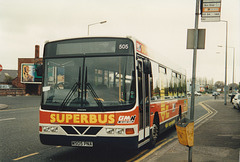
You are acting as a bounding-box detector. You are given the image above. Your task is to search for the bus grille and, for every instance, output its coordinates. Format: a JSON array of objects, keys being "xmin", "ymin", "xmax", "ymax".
[{"xmin": 61, "ymin": 126, "xmax": 103, "ymax": 135}]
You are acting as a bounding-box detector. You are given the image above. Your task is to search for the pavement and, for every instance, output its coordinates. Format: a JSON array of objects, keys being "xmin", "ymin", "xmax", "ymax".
[{"xmin": 146, "ymin": 99, "xmax": 240, "ymax": 162}]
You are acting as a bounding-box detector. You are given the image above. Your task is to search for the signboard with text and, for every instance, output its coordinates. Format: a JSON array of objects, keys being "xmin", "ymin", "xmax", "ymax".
[{"xmin": 201, "ymin": 0, "xmax": 221, "ymax": 22}]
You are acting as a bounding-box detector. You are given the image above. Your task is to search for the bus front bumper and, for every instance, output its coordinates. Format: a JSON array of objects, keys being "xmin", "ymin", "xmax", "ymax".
[{"xmin": 40, "ymin": 134, "xmax": 138, "ymax": 149}]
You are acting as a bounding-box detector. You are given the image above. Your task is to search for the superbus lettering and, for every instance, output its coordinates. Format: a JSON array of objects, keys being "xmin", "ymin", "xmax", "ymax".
[
  {"xmin": 165, "ymin": 119, "xmax": 176, "ymax": 128},
  {"xmin": 160, "ymin": 104, "xmax": 170, "ymax": 121},
  {"xmin": 50, "ymin": 113, "xmax": 115, "ymax": 124}
]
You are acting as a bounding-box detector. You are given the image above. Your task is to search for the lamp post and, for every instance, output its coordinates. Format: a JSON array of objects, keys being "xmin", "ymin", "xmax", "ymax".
[
  {"xmin": 218, "ymin": 45, "xmax": 235, "ymax": 96},
  {"xmin": 88, "ymin": 21, "xmax": 107, "ymax": 36},
  {"xmin": 219, "ymin": 20, "xmax": 228, "ymax": 105},
  {"xmin": 230, "ymin": 47, "xmax": 235, "ymax": 91}
]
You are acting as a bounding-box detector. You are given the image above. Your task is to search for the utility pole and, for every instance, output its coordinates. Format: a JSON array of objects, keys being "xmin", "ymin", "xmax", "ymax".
[{"xmin": 221, "ymin": 20, "xmax": 228, "ymax": 105}]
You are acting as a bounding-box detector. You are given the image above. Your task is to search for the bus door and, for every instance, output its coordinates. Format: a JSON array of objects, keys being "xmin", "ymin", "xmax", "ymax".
[{"xmin": 137, "ymin": 59, "xmax": 150, "ymax": 143}]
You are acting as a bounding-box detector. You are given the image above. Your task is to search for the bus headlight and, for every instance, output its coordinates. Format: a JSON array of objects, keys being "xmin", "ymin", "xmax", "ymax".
[
  {"xmin": 42, "ymin": 126, "xmax": 58, "ymax": 133},
  {"xmin": 106, "ymin": 128, "xmax": 125, "ymax": 135},
  {"xmin": 116, "ymin": 128, "xmax": 124, "ymax": 134},
  {"xmin": 106, "ymin": 128, "xmax": 114, "ymax": 134}
]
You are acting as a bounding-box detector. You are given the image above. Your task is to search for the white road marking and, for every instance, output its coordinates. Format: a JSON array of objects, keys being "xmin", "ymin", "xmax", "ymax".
[{"xmin": 0, "ymin": 118, "xmax": 16, "ymax": 122}]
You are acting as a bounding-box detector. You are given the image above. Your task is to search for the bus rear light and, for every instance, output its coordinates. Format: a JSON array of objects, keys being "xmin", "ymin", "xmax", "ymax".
[
  {"xmin": 126, "ymin": 128, "xmax": 134, "ymax": 134},
  {"xmin": 39, "ymin": 126, "xmax": 42, "ymax": 132}
]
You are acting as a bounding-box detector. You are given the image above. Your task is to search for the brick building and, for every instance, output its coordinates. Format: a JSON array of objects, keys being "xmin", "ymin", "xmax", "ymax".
[{"xmin": 12, "ymin": 45, "xmax": 43, "ymax": 95}]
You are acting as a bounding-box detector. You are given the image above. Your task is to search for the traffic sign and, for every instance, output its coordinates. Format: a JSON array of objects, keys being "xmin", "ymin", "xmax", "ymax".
[
  {"xmin": 187, "ymin": 29, "xmax": 206, "ymax": 49},
  {"xmin": 0, "ymin": 64, "xmax": 2, "ymax": 72},
  {"xmin": 201, "ymin": 0, "xmax": 221, "ymax": 22},
  {"xmin": 203, "ymin": 3, "xmax": 221, "ymax": 7}
]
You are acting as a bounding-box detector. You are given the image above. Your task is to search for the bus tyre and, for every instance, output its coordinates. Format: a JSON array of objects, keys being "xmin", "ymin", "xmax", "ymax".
[{"xmin": 149, "ymin": 122, "xmax": 159, "ymax": 148}]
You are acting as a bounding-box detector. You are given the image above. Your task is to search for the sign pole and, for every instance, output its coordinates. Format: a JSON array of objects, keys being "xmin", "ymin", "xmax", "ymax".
[{"xmin": 189, "ymin": 0, "xmax": 200, "ymax": 161}]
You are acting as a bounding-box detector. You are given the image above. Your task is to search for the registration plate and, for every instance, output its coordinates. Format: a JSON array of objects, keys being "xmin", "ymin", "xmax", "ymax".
[{"xmin": 71, "ymin": 141, "xmax": 93, "ymax": 147}]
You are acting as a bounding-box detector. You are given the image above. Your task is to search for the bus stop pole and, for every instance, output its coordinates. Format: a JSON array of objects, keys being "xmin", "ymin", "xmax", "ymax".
[{"xmin": 189, "ymin": 0, "xmax": 200, "ymax": 161}]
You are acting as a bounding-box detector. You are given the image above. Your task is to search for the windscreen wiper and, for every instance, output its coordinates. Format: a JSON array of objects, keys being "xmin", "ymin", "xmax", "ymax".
[
  {"xmin": 60, "ymin": 66, "xmax": 82, "ymax": 110},
  {"xmin": 86, "ymin": 82, "xmax": 104, "ymax": 112},
  {"xmin": 59, "ymin": 82, "xmax": 78, "ymax": 110},
  {"xmin": 85, "ymin": 67, "xmax": 104, "ymax": 112}
]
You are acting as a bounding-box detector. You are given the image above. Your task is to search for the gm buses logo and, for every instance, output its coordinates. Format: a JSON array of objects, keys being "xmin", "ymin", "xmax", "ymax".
[{"xmin": 117, "ymin": 115, "xmax": 136, "ymax": 124}]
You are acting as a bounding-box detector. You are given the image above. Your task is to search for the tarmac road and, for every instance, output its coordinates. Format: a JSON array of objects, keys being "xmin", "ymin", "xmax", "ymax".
[
  {"xmin": 0, "ymin": 95, "xmax": 41, "ymax": 110},
  {"xmin": 1, "ymin": 95, "xmax": 238, "ymax": 161}
]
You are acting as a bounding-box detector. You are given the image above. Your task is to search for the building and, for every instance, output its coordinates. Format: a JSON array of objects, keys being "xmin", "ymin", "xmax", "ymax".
[{"xmin": 12, "ymin": 45, "xmax": 43, "ymax": 95}]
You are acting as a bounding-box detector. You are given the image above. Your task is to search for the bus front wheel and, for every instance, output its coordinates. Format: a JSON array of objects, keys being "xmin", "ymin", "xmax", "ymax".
[{"xmin": 148, "ymin": 121, "xmax": 159, "ymax": 148}]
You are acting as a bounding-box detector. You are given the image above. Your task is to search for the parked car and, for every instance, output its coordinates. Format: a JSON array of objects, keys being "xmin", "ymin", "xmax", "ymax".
[
  {"xmin": 228, "ymin": 93, "xmax": 235, "ymax": 97},
  {"xmin": 195, "ymin": 91, "xmax": 201, "ymax": 96},
  {"xmin": 212, "ymin": 92, "xmax": 219, "ymax": 96},
  {"xmin": 232, "ymin": 93, "xmax": 240, "ymax": 110}
]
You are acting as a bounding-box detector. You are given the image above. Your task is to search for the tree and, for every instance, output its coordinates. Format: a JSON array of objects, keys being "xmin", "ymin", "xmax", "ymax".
[
  {"xmin": 228, "ymin": 83, "xmax": 239, "ymax": 91},
  {"xmin": 214, "ymin": 81, "xmax": 224, "ymax": 91},
  {"xmin": 4, "ymin": 75, "xmax": 13, "ymax": 84}
]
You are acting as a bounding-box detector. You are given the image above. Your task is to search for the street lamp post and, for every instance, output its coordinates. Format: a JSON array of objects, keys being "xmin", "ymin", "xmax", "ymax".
[
  {"xmin": 218, "ymin": 45, "xmax": 235, "ymax": 98},
  {"xmin": 88, "ymin": 21, "xmax": 107, "ymax": 36},
  {"xmin": 230, "ymin": 47, "xmax": 235, "ymax": 91},
  {"xmin": 220, "ymin": 20, "xmax": 228, "ymax": 105}
]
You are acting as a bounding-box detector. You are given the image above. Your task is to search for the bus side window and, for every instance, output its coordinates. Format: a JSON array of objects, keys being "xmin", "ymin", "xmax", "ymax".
[{"xmin": 137, "ymin": 61, "xmax": 143, "ymax": 107}]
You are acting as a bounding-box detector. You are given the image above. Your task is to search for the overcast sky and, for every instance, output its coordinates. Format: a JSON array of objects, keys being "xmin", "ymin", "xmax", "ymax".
[{"xmin": 0, "ymin": 0, "xmax": 239, "ymax": 84}]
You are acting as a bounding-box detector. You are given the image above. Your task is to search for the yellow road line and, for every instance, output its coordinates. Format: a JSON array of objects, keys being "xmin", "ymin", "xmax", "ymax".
[
  {"xmin": 132, "ymin": 101, "xmax": 216, "ymax": 161},
  {"xmin": 126, "ymin": 149, "xmax": 148, "ymax": 162},
  {"xmin": 134, "ymin": 137, "xmax": 175, "ymax": 162},
  {"xmin": 195, "ymin": 101, "xmax": 218, "ymax": 128},
  {"xmin": 126, "ymin": 138, "xmax": 167, "ymax": 162},
  {"xmin": 13, "ymin": 152, "xmax": 39, "ymax": 161},
  {"xmin": 13, "ymin": 145, "xmax": 61, "ymax": 161},
  {"xmin": 126, "ymin": 138, "xmax": 168, "ymax": 162},
  {"xmin": 156, "ymin": 138, "xmax": 167, "ymax": 145},
  {"xmin": 195, "ymin": 102, "xmax": 212, "ymax": 125},
  {"xmin": 13, "ymin": 101, "xmax": 216, "ymax": 162}
]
